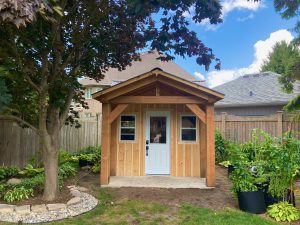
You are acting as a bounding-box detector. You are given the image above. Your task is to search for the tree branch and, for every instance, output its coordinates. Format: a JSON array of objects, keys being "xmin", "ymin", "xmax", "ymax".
[
  {"xmin": 59, "ymin": 89, "xmax": 75, "ymax": 127},
  {"xmin": 0, "ymin": 115, "xmax": 38, "ymax": 133}
]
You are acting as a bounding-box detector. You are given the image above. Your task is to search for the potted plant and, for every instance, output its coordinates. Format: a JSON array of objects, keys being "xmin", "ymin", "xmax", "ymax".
[{"xmin": 231, "ymin": 167, "xmax": 266, "ymax": 214}]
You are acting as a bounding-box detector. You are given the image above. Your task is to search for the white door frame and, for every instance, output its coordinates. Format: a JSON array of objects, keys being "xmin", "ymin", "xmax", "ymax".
[{"xmin": 145, "ymin": 111, "xmax": 171, "ymax": 175}]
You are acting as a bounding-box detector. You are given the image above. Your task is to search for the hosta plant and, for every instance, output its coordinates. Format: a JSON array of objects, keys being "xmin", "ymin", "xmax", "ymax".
[
  {"xmin": 19, "ymin": 164, "xmax": 44, "ymax": 177},
  {"xmin": 267, "ymin": 202, "xmax": 300, "ymax": 222},
  {"xmin": 4, "ymin": 187, "xmax": 34, "ymax": 203}
]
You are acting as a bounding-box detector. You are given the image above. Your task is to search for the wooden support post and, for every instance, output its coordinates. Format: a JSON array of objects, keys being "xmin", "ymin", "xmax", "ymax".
[
  {"xmin": 221, "ymin": 112, "xmax": 227, "ymax": 138},
  {"xmin": 206, "ymin": 104, "xmax": 215, "ymax": 187},
  {"xmin": 100, "ymin": 103, "xmax": 111, "ymax": 185},
  {"xmin": 200, "ymin": 120, "xmax": 207, "ymax": 178},
  {"xmin": 277, "ymin": 111, "xmax": 283, "ymax": 137}
]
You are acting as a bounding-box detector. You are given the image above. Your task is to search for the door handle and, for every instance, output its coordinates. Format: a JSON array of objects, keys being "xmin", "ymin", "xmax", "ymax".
[{"xmin": 146, "ymin": 145, "xmax": 149, "ymax": 156}]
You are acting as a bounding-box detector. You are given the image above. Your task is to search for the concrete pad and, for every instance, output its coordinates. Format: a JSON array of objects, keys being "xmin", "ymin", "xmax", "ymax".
[{"xmin": 102, "ymin": 176, "xmax": 212, "ymax": 189}]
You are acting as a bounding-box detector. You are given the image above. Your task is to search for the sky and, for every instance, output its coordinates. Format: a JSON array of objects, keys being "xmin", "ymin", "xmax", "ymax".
[{"xmin": 170, "ymin": 0, "xmax": 297, "ymax": 88}]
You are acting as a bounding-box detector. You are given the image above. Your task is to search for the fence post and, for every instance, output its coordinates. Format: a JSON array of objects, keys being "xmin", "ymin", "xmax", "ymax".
[
  {"xmin": 277, "ymin": 111, "xmax": 283, "ymax": 137},
  {"xmin": 221, "ymin": 112, "xmax": 227, "ymax": 138}
]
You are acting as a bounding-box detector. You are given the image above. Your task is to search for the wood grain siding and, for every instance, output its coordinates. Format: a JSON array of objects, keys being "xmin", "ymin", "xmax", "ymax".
[{"xmin": 111, "ymin": 104, "xmax": 202, "ymax": 177}]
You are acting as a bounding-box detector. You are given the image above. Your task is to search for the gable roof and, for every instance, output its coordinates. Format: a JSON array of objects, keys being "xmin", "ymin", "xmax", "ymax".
[
  {"xmin": 93, "ymin": 68, "xmax": 224, "ymax": 103},
  {"xmin": 213, "ymin": 72, "xmax": 300, "ymax": 107},
  {"xmin": 79, "ymin": 50, "xmax": 197, "ymax": 86}
]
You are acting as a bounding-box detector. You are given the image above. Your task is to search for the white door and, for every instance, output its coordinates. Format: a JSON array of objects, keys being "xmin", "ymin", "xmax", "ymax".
[{"xmin": 145, "ymin": 111, "xmax": 170, "ymax": 175}]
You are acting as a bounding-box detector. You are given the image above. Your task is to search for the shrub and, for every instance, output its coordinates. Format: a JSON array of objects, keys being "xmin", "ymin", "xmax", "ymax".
[
  {"xmin": 0, "ymin": 167, "xmax": 20, "ymax": 180},
  {"xmin": 230, "ymin": 167, "xmax": 258, "ymax": 193},
  {"xmin": 267, "ymin": 202, "xmax": 300, "ymax": 222},
  {"xmin": 59, "ymin": 150, "xmax": 79, "ymax": 165},
  {"xmin": 215, "ymin": 131, "xmax": 229, "ymax": 163},
  {"xmin": 3, "ymin": 187, "xmax": 33, "ymax": 203},
  {"xmin": 17, "ymin": 173, "xmax": 45, "ymax": 190},
  {"xmin": 58, "ymin": 162, "xmax": 78, "ymax": 179},
  {"xmin": 78, "ymin": 146, "xmax": 101, "ymax": 173},
  {"xmin": 19, "ymin": 164, "xmax": 44, "ymax": 177}
]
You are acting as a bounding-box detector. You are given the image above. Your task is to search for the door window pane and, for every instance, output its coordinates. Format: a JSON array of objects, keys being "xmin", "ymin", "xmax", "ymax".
[
  {"xmin": 150, "ymin": 117, "xmax": 166, "ymax": 144},
  {"xmin": 120, "ymin": 115, "xmax": 136, "ymax": 141}
]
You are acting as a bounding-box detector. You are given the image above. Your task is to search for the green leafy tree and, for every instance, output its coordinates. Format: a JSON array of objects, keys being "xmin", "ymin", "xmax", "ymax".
[
  {"xmin": 0, "ymin": 1, "xmax": 223, "ymax": 200},
  {"xmin": 261, "ymin": 1, "xmax": 300, "ymax": 112},
  {"xmin": 0, "ymin": 77, "xmax": 12, "ymax": 113}
]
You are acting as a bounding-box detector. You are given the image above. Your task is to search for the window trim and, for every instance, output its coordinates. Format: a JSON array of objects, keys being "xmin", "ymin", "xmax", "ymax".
[
  {"xmin": 180, "ymin": 115, "xmax": 198, "ymax": 143},
  {"xmin": 119, "ymin": 114, "xmax": 136, "ymax": 142},
  {"xmin": 85, "ymin": 87, "xmax": 92, "ymax": 99}
]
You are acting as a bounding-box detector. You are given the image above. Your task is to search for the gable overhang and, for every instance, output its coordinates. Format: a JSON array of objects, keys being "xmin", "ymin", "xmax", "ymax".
[{"xmin": 93, "ymin": 68, "xmax": 224, "ymax": 104}]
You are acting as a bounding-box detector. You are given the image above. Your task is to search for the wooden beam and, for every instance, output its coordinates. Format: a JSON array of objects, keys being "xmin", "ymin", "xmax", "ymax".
[
  {"xmin": 109, "ymin": 104, "xmax": 128, "ymax": 124},
  {"xmin": 109, "ymin": 96, "xmax": 204, "ymax": 104},
  {"xmin": 206, "ymin": 104, "xmax": 215, "ymax": 187},
  {"xmin": 100, "ymin": 103, "xmax": 111, "ymax": 185},
  {"xmin": 185, "ymin": 104, "xmax": 206, "ymax": 124},
  {"xmin": 156, "ymin": 87, "xmax": 160, "ymax": 96},
  {"xmin": 157, "ymin": 77, "xmax": 209, "ymax": 100},
  {"xmin": 100, "ymin": 76, "xmax": 158, "ymax": 101}
]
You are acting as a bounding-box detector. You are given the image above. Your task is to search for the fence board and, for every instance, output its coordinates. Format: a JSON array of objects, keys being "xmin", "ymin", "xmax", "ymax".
[
  {"xmin": 2, "ymin": 111, "xmax": 300, "ymax": 167},
  {"xmin": 0, "ymin": 117, "xmax": 100, "ymax": 167}
]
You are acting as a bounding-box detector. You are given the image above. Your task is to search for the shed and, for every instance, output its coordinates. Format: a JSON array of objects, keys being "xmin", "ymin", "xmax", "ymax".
[{"xmin": 93, "ymin": 68, "xmax": 224, "ymax": 187}]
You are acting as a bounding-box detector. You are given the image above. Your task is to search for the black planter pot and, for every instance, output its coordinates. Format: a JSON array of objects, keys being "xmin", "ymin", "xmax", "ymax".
[
  {"xmin": 237, "ymin": 191, "xmax": 266, "ymax": 214},
  {"xmin": 264, "ymin": 193, "xmax": 282, "ymax": 207},
  {"xmin": 79, "ymin": 159, "xmax": 90, "ymax": 167},
  {"xmin": 228, "ymin": 165, "xmax": 236, "ymax": 177}
]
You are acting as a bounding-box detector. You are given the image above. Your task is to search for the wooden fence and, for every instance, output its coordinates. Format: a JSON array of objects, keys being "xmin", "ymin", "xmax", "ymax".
[
  {"xmin": 1, "ymin": 111, "xmax": 300, "ymax": 167},
  {"xmin": 0, "ymin": 116, "xmax": 101, "ymax": 167},
  {"xmin": 215, "ymin": 111, "xmax": 300, "ymax": 143}
]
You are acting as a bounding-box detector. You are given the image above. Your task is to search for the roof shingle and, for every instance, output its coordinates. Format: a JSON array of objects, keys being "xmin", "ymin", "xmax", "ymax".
[{"xmin": 213, "ymin": 72, "xmax": 300, "ymax": 107}]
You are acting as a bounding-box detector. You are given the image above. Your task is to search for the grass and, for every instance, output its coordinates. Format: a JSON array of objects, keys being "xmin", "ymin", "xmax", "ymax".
[{"xmin": 0, "ymin": 188, "xmax": 279, "ymax": 225}]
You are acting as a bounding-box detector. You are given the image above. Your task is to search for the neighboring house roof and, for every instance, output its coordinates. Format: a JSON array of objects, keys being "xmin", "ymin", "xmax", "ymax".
[
  {"xmin": 213, "ymin": 72, "xmax": 300, "ymax": 108},
  {"xmin": 79, "ymin": 50, "xmax": 197, "ymax": 86}
]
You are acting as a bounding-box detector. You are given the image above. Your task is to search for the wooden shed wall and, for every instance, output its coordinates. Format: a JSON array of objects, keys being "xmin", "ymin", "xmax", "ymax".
[{"xmin": 109, "ymin": 104, "xmax": 203, "ymax": 177}]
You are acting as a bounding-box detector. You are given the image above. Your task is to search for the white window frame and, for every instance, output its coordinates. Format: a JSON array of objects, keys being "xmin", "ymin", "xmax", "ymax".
[
  {"xmin": 180, "ymin": 115, "xmax": 198, "ymax": 142},
  {"xmin": 85, "ymin": 87, "xmax": 92, "ymax": 99},
  {"xmin": 119, "ymin": 114, "xmax": 136, "ymax": 142}
]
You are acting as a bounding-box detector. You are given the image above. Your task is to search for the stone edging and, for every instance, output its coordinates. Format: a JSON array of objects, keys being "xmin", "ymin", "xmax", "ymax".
[{"xmin": 0, "ymin": 186, "xmax": 98, "ymax": 224}]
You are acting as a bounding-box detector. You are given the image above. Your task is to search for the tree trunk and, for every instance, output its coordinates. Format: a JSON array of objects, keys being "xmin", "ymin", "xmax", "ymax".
[{"xmin": 43, "ymin": 131, "xmax": 60, "ymax": 201}]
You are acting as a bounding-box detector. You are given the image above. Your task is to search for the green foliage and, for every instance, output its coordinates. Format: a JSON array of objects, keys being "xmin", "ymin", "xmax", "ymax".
[
  {"xmin": 19, "ymin": 164, "xmax": 44, "ymax": 177},
  {"xmin": 59, "ymin": 150, "xmax": 79, "ymax": 165},
  {"xmin": 215, "ymin": 131, "xmax": 229, "ymax": 163},
  {"xmin": 17, "ymin": 173, "xmax": 45, "ymax": 190},
  {"xmin": 267, "ymin": 202, "xmax": 300, "ymax": 222},
  {"xmin": 230, "ymin": 167, "xmax": 258, "ymax": 193},
  {"xmin": 0, "ymin": 166, "xmax": 20, "ymax": 180},
  {"xmin": 58, "ymin": 162, "xmax": 78, "ymax": 179},
  {"xmin": 3, "ymin": 187, "xmax": 33, "ymax": 203},
  {"xmin": 0, "ymin": 76, "xmax": 12, "ymax": 113},
  {"xmin": 78, "ymin": 146, "xmax": 101, "ymax": 173},
  {"xmin": 260, "ymin": 40, "xmax": 300, "ymax": 112}
]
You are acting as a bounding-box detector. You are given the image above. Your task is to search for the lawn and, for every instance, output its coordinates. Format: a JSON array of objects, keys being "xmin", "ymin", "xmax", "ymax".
[{"xmin": 0, "ymin": 188, "xmax": 278, "ymax": 225}]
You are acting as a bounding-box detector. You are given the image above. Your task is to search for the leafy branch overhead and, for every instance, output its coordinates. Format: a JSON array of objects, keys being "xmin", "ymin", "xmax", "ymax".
[{"xmin": 0, "ymin": 0, "xmax": 224, "ymax": 201}]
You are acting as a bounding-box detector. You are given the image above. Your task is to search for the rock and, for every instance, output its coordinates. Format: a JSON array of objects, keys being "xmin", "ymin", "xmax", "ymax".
[
  {"xmin": 77, "ymin": 186, "xmax": 88, "ymax": 192},
  {"xmin": 70, "ymin": 189, "xmax": 81, "ymax": 197},
  {"xmin": 0, "ymin": 204, "xmax": 15, "ymax": 213},
  {"xmin": 67, "ymin": 197, "xmax": 81, "ymax": 206},
  {"xmin": 80, "ymin": 166, "xmax": 90, "ymax": 170},
  {"xmin": 31, "ymin": 204, "xmax": 47, "ymax": 213},
  {"xmin": 46, "ymin": 203, "xmax": 66, "ymax": 211},
  {"xmin": 6, "ymin": 178, "xmax": 21, "ymax": 185},
  {"xmin": 67, "ymin": 185, "xmax": 75, "ymax": 189},
  {"xmin": 15, "ymin": 205, "xmax": 31, "ymax": 214}
]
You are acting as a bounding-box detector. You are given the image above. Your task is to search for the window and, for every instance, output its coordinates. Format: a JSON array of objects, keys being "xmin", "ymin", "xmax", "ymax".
[
  {"xmin": 95, "ymin": 87, "xmax": 102, "ymax": 92},
  {"xmin": 120, "ymin": 115, "xmax": 136, "ymax": 141},
  {"xmin": 85, "ymin": 88, "xmax": 92, "ymax": 99},
  {"xmin": 85, "ymin": 113, "xmax": 92, "ymax": 117},
  {"xmin": 181, "ymin": 116, "xmax": 197, "ymax": 142}
]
